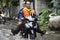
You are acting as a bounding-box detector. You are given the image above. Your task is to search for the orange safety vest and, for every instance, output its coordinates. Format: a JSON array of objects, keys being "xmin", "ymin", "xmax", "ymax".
[{"xmin": 23, "ymin": 7, "xmax": 34, "ymax": 18}]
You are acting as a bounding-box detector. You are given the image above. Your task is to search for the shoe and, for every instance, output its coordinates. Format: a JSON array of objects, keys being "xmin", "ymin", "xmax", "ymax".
[
  {"xmin": 11, "ymin": 29, "xmax": 16, "ymax": 35},
  {"xmin": 41, "ymin": 30, "xmax": 46, "ymax": 36}
]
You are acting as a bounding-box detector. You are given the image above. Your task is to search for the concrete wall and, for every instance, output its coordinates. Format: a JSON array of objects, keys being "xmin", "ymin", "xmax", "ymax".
[
  {"xmin": 35, "ymin": 0, "xmax": 47, "ymax": 14},
  {"xmin": 19, "ymin": 0, "xmax": 47, "ymax": 15},
  {"xmin": 20, "ymin": 0, "xmax": 24, "ymax": 9}
]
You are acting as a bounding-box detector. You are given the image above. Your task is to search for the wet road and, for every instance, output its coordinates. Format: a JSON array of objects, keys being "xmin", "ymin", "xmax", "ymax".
[{"xmin": 0, "ymin": 20, "xmax": 60, "ymax": 40}]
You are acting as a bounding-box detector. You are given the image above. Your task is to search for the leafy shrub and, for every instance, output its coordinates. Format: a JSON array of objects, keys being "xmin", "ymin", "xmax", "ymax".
[{"xmin": 39, "ymin": 8, "xmax": 51, "ymax": 30}]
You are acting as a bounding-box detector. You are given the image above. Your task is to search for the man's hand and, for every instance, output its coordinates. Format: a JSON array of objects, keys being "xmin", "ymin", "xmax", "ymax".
[
  {"xmin": 32, "ymin": 10, "xmax": 36, "ymax": 14},
  {"xmin": 21, "ymin": 18, "xmax": 24, "ymax": 20},
  {"xmin": 15, "ymin": 17, "xmax": 18, "ymax": 20},
  {"xmin": 18, "ymin": 22, "xmax": 22, "ymax": 25}
]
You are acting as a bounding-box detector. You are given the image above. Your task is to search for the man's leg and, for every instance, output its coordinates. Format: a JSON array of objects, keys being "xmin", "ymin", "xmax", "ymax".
[
  {"xmin": 11, "ymin": 22, "xmax": 23, "ymax": 35},
  {"xmin": 11, "ymin": 25, "xmax": 21, "ymax": 35},
  {"xmin": 35, "ymin": 22, "xmax": 46, "ymax": 36}
]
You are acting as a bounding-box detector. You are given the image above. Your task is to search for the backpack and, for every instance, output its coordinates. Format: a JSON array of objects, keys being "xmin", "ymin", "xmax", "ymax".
[{"xmin": 18, "ymin": 8, "xmax": 24, "ymax": 19}]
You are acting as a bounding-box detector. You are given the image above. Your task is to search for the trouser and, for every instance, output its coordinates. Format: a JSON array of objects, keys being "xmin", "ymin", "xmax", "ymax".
[
  {"xmin": 32, "ymin": 21, "xmax": 44, "ymax": 34},
  {"xmin": 35, "ymin": 23, "xmax": 45, "ymax": 35},
  {"xmin": 35, "ymin": 28, "xmax": 44, "ymax": 34},
  {"xmin": 11, "ymin": 21, "xmax": 25, "ymax": 35},
  {"xmin": 11, "ymin": 25, "xmax": 21, "ymax": 35}
]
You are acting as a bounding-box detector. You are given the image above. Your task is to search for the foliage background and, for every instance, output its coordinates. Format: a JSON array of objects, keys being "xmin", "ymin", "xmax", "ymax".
[{"xmin": 39, "ymin": 8, "xmax": 51, "ymax": 30}]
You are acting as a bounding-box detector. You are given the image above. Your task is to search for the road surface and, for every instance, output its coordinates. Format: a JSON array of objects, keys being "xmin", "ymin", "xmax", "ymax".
[{"xmin": 0, "ymin": 20, "xmax": 60, "ymax": 40}]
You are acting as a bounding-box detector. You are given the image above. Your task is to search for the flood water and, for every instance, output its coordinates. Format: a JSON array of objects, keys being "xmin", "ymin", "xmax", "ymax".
[{"xmin": 0, "ymin": 20, "xmax": 60, "ymax": 40}]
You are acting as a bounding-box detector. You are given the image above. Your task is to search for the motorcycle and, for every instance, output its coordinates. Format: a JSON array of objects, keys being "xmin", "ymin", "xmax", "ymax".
[{"xmin": 24, "ymin": 16, "xmax": 38, "ymax": 40}]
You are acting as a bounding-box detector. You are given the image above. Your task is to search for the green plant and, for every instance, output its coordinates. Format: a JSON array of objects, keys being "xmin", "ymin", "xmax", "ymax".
[{"xmin": 39, "ymin": 8, "xmax": 51, "ymax": 30}]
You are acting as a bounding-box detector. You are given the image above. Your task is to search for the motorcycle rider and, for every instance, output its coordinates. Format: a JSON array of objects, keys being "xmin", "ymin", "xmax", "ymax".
[
  {"xmin": 21, "ymin": 1, "xmax": 46, "ymax": 38},
  {"xmin": 11, "ymin": 1, "xmax": 46, "ymax": 38}
]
